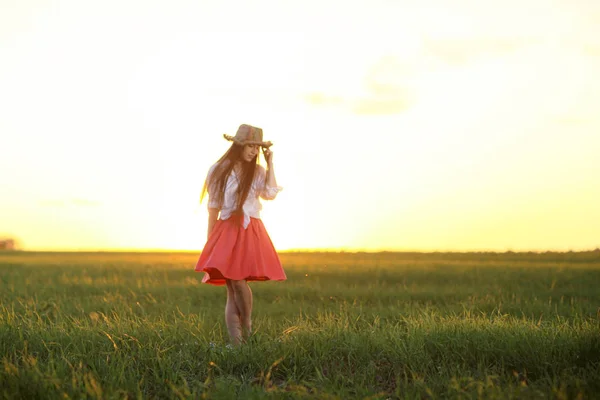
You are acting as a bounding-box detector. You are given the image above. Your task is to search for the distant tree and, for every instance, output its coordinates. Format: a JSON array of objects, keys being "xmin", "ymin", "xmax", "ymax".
[{"xmin": 0, "ymin": 238, "xmax": 16, "ymax": 250}]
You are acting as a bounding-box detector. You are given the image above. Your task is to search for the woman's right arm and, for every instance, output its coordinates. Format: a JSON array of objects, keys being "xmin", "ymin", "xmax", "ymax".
[
  {"xmin": 207, "ymin": 208, "xmax": 219, "ymax": 240},
  {"xmin": 205, "ymin": 163, "xmax": 220, "ymax": 240}
]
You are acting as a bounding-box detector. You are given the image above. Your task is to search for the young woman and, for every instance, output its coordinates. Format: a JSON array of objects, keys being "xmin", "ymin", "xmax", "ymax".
[{"xmin": 195, "ymin": 124, "xmax": 286, "ymax": 345}]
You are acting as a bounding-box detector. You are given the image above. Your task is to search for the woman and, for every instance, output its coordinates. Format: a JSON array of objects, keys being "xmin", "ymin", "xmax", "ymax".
[{"xmin": 195, "ymin": 124, "xmax": 286, "ymax": 345}]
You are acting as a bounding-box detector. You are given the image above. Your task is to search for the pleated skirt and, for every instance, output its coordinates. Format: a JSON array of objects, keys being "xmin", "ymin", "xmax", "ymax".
[{"xmin": 195, "ymin": 216, "xmax": 287, "ymax": 286}]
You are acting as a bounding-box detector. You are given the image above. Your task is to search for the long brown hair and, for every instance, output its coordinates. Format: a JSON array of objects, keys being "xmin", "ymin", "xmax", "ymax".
[{"xmin": 200, "ymin": 143, "xmax": 259, "ymax": 214}]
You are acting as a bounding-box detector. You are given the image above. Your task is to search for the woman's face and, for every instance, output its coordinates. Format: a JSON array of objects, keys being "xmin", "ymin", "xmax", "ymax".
[{"xmin": 241, "ymin": 144, "xmax": 260, "ymax": 162}]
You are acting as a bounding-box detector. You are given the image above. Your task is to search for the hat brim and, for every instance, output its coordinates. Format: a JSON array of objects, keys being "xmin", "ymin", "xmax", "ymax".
[{"xmin": 223, "ymin": 134, "xmax": 273, "ymax": 148}]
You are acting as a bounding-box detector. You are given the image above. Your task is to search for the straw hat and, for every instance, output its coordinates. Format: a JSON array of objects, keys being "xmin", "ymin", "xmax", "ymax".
[{"xmin": 223, "ymin": 124, "xmax": 273, "ymax": 148}]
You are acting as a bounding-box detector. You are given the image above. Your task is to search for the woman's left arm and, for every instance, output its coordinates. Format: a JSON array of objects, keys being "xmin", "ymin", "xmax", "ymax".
[{"xmin": 260, "ymin": 148, "xmax": 283, "ymax": 200}]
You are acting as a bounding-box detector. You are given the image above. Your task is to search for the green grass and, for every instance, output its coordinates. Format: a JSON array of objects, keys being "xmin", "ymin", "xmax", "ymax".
[{"xmin": 0, "ymin": 251, "xmax": 599, "ymax": 399}]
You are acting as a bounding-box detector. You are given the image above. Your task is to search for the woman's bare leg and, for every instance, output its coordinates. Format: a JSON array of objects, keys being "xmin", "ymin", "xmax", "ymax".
[
  {"xmin": 230, "ymin": 280, "xmax": 253, "ymax": 339},
  {"xmin": 225, "ymin": 280, "xmax": 242, "ymax": 345}
]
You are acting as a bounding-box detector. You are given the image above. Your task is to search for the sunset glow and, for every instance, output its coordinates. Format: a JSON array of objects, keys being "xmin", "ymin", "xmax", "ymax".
[{"xmin": 1, "ymin": 0, "xmax": 599, "ymax": 252}]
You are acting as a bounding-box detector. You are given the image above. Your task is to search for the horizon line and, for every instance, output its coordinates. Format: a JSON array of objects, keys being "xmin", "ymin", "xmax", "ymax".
[{"xmin": 2, "ymin": 248, "xmax": 600, "ymax": 255}]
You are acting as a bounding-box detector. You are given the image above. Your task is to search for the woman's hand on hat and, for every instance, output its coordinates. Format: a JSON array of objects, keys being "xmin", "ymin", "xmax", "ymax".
[{"xmin": 262, "ymin": 147, "xmax": 273, "ymax": 166}]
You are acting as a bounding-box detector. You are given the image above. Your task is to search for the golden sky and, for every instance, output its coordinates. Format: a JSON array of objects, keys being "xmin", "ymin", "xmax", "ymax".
[{"xmin": 1, "ymin": 0, "xmax": 599, "ymax": 251}]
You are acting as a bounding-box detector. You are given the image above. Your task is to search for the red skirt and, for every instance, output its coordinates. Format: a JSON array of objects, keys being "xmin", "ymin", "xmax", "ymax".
[{"xmin": 195, "ymin": 216, "xmax": 287, "ymax": 286}]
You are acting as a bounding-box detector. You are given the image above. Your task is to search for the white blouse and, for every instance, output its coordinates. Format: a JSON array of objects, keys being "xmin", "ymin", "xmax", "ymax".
[{"xmin": 206, "ymin": 161, "xmax": 283, "ymax": 229}]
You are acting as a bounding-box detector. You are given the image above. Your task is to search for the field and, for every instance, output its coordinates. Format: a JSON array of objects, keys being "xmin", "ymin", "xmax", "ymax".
[{"xmin": 0, "ymin": 251, "xmax": 599, "ymax": 399}]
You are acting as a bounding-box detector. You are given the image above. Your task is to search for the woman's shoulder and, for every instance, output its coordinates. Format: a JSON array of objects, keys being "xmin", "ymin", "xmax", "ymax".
[
  {"xmin": 208, "ymin": 159, "xmax": 231, "ymax": 175},
  {"xmin": 254, "ymin": 164, "xmax": 268, "ymax": 179}
]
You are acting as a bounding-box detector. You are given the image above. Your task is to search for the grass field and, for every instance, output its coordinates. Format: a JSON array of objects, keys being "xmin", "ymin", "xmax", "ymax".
[{"xmin": 0, "ymin": 251, "xmax": 599, "ymax": 399}]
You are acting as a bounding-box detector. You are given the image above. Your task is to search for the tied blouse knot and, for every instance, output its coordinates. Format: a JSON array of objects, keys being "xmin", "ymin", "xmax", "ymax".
[{"xmin": 206, "ymin": 162, "xmax": 283, "ymax": 229}]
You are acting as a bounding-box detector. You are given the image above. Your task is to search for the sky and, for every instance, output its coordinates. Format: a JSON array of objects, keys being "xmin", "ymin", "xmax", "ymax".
[{"xmin": 1, "ymin": 0, "xmax": 599, "ymax": 252}]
